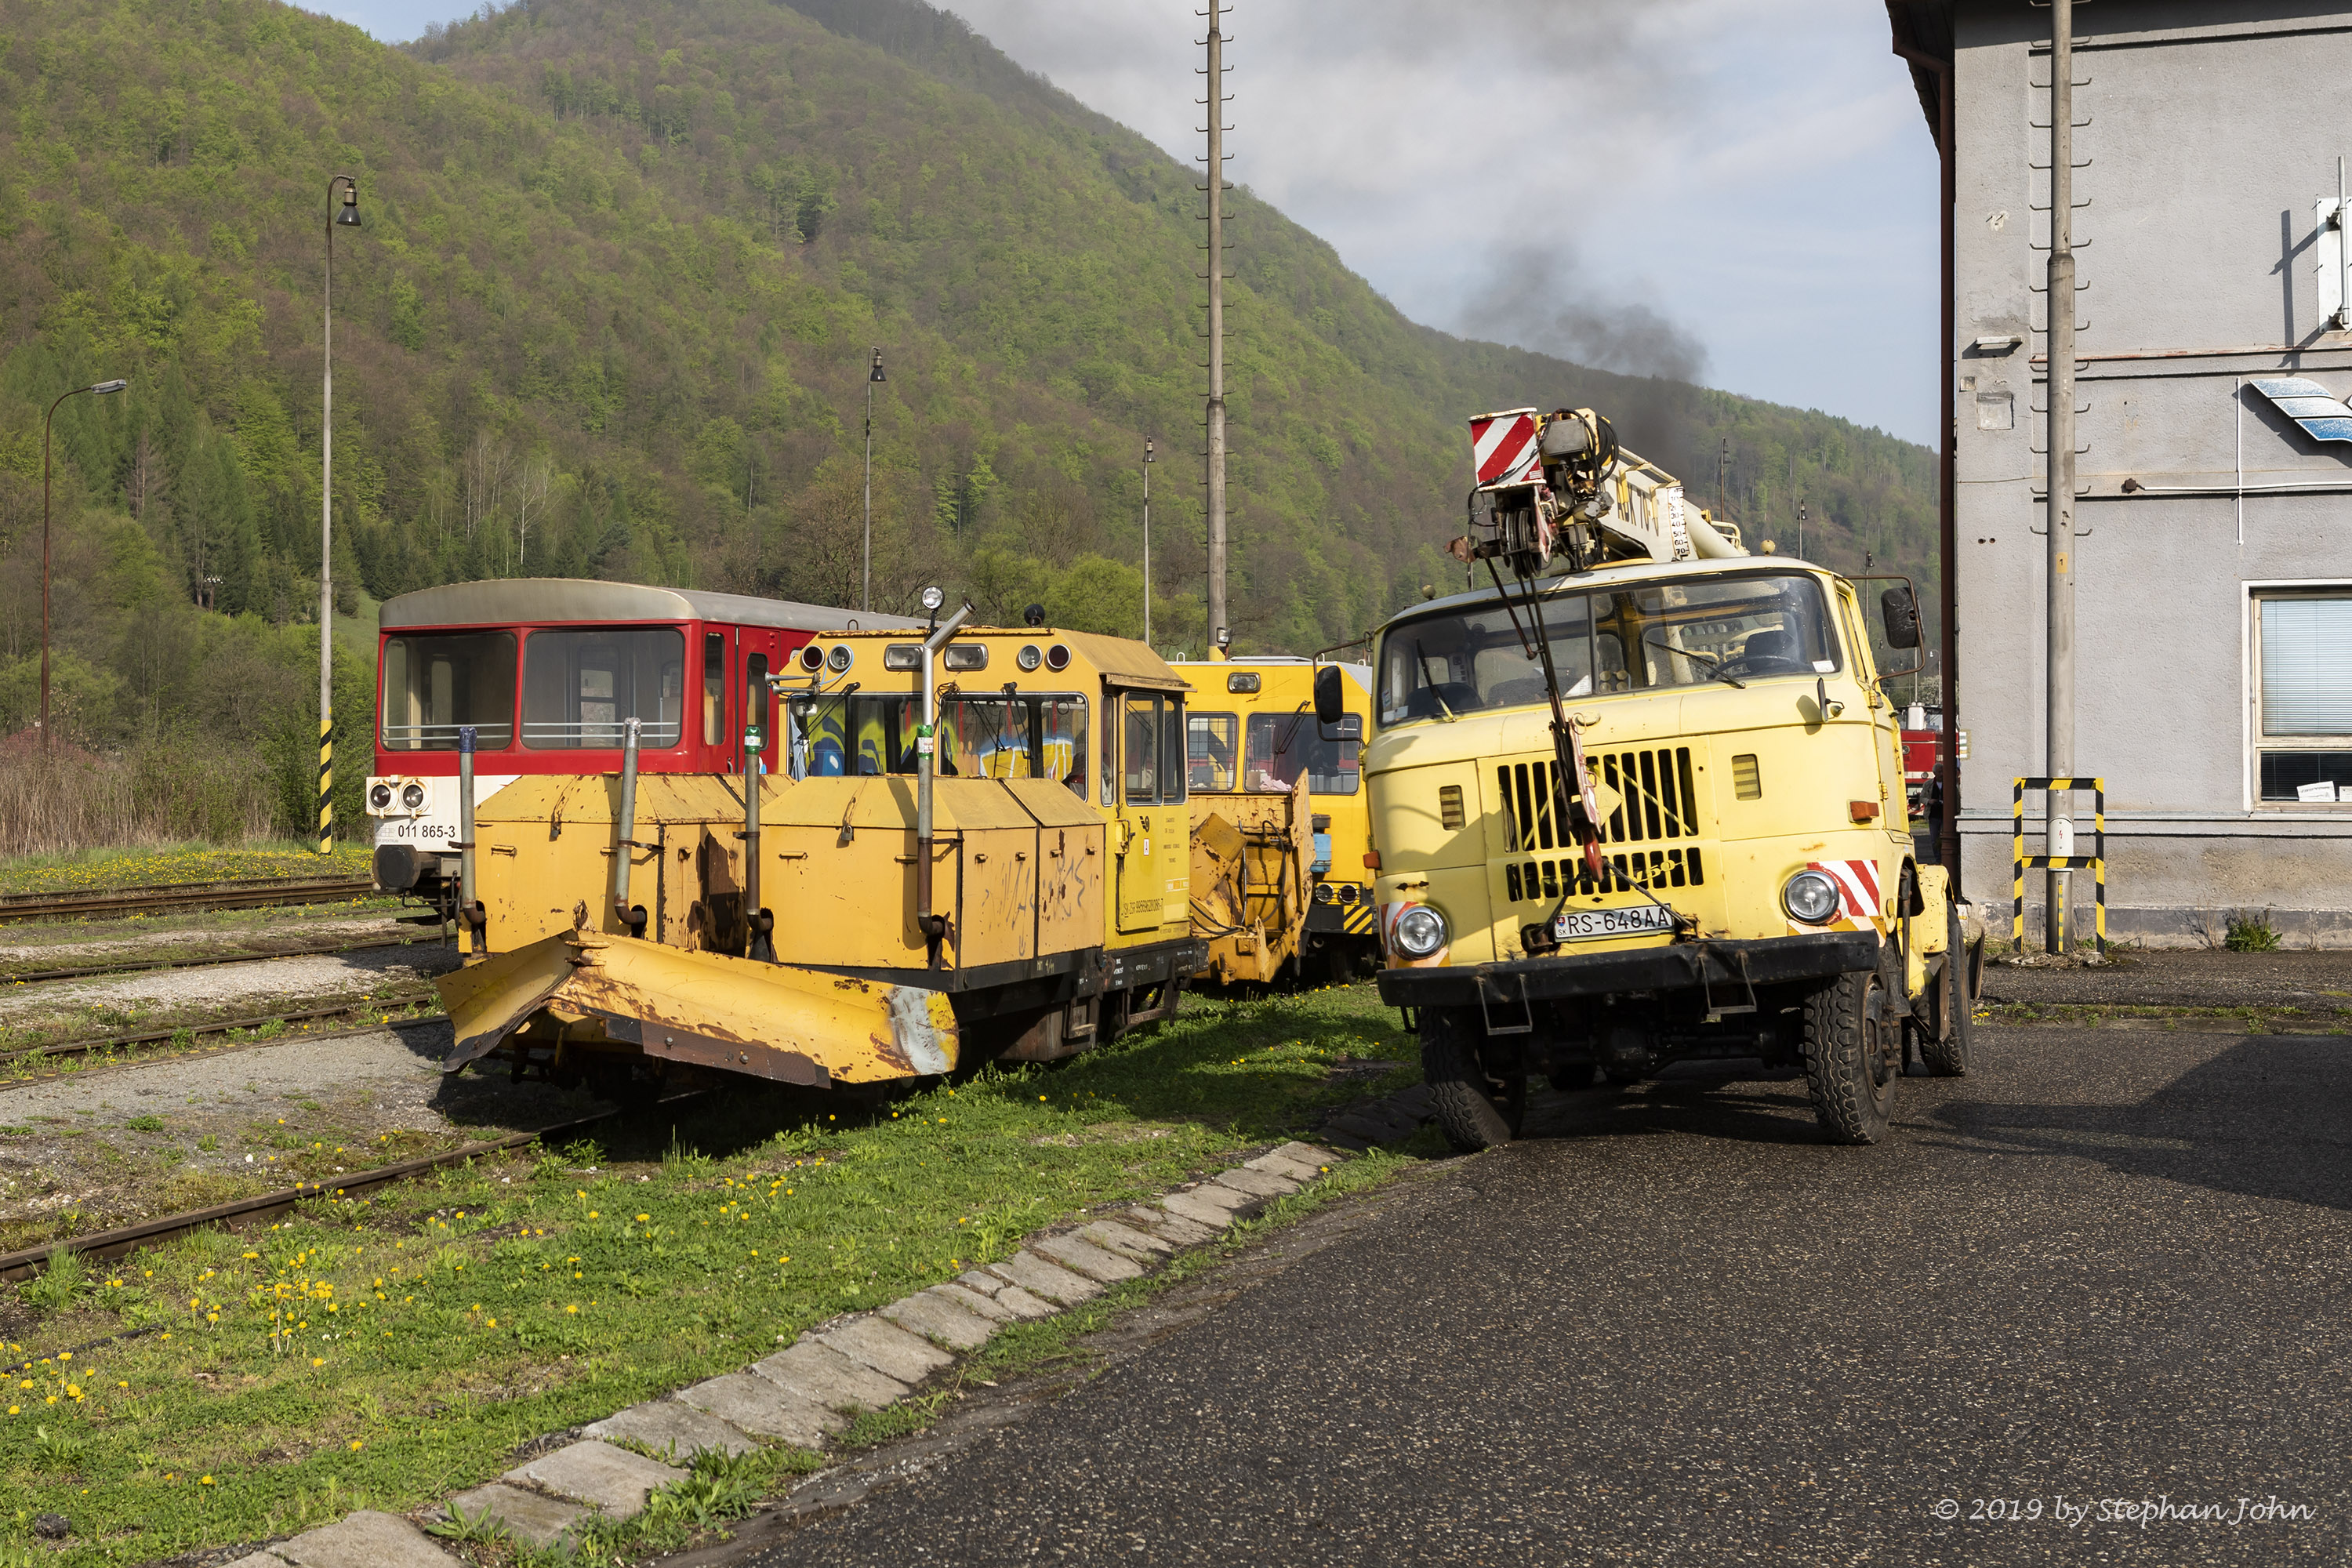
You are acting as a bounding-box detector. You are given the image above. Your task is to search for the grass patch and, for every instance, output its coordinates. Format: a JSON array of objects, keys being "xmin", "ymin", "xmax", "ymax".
[
  {"xmin": 0, "ymin": 984, "xmax": 1415, "ymax": 1564},
  {"xmin": 0, "ymin": 842, "xmax": 375, "ymax": 898}
]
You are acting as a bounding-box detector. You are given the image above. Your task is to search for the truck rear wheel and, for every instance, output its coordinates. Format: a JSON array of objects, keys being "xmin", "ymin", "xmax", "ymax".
[
  {"xmin": 1421, "ymin": 1007, "xmax": 1526, "ymax": 1152},
  {"xmin": 1918, "ymin": 904, "xmax": 1974, "ymax": 1078},
  {"xmin": 1802, "ymin": 967, "xmax": 1897, "ymax": 1145}
]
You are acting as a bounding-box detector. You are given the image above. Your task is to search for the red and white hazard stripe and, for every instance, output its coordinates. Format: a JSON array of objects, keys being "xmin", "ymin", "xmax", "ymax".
[
  {"xmin": 1810, "ymin": 858, "xmax": 1883, "ymax": 921},
  {"xmin": 1469, "ymin": 407, "xmax": 1542, "ymax": 488}
]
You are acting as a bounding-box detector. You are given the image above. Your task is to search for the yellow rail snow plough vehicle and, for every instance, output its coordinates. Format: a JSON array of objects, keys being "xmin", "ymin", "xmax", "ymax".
[
  {"xmin": 1176, "ymin": 654, "xmax": 1381, "ymax": 988},
  {"xmin": 1318, "ymin": 406, "xmax": 1982, "ymax": 1149},
  {"xmin": 435, "ymin": 604, "xmax": 1207, "ymax": 1094}
]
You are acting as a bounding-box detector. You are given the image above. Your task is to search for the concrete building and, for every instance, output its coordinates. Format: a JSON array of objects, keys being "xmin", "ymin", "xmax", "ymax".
[{"xmin": 1891, "ymin": 0, "xmax": 2352, "ymax": 946}]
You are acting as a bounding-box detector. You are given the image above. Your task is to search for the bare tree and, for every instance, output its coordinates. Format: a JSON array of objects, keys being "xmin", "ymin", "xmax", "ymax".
[{"xmin": 511, "ymin": 454, "xmax": 554, "ymax": 573}]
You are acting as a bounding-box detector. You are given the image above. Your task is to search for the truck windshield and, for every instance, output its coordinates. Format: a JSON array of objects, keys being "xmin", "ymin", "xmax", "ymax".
[
  {"xmin": 521, "ymin": 628, "xmax": 686, "ymax": 749},
  {"xmin": 1378, "ymin": 572, "xmax": 1840, "ymax": 728},
  {"xmin": 792, "ymin": 693, "xmax": 1090, "ymax": 797},
  {"xmin": 1244, "ymin": 710, "xmax": 1362, "ymax": 794},
  {"xmin": 379, "ymin": 632, "xmax": 517, "ymax": 751}
]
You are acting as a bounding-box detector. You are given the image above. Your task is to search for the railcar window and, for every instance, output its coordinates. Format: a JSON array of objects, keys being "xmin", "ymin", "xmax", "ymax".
[
  {"xmin": 1377, "ymin": 572, "xmax": 1840, "ymax": 728},
  {"xmin": 1188, "ymin": 712, "xmax": 1238, "ymax": 793},
  {"xmin": 792, "ymin": 694, "xmax": 1088, "ymax": 794},
  {"xmin": 702, "ymin": 633, "xmax": 727, "ymax": 747},
  {"xmin": 379, "ymin": 632, "xmax": 517, "ymax": 751},
  {"xmin": 1160, "ymin": 699, "xmax": 1187, "ymax": 804},
  {"xmin": 1123, "ymin": 696, "xmax": 1162, "ymax": 805},
  {"xmin": 1245, "ymin": 709, "xmax": 1362, "ymax": 795},
  {"xmin": 521, "ymin": 628, "xmax": 684, "ymax": 749}
]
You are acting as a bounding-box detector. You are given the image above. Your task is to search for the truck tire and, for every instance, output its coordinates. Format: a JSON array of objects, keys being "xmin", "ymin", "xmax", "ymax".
[
  {"xmin": 1421, "ymin": 1007, "xmax": 1526, "ymax": 1152},
  {"xmin": 1802, "ymin": 967, "xmax": 1897, "ymax": 1145},
  {"xmin": 1918, "ymin": 904, "xmax": 1973, "ymax": 1078}
]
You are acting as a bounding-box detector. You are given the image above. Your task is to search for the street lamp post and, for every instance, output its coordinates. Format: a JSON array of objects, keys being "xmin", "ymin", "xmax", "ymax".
[
  {"xmin": 863, "ymin": 347, "xmax": 885, "ymax": 614},
  {"xmin": 40, "ymin": 378, "xmax": 129, "ymax": 751},
  {"xmin": 1142, "ymin": 437, "xmax": 1155, "ymax": 647},
  {"xmin": 320, "ymin": 175, "xmax": 361, "ymax": 855}
]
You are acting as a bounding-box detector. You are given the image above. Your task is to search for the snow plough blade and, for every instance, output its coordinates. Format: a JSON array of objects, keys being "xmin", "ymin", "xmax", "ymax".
[{"xmin": 435, "ymin": 928, "xmax": 960, "ymax": 1087}]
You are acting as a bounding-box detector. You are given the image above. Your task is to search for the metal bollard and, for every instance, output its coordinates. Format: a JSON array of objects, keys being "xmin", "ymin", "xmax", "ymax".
[
  {"xmin": 612, "ymin": 717, "xmax": 646, "ymax": 937},
  {"xmin": 458, "ymin": 724, "xmax": 486, "ymax": 953}
]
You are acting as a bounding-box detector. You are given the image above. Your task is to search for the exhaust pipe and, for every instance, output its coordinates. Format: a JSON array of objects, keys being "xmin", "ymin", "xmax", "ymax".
[
  {"xmin": 744, "ymin": 718, "xmax": 775, "ymax": 962},
  {"xmin": 915, "ymin": 601, "xmax": 976, "ymax": 962},
  {"xmin": 612, "ymin": 716, "xmax": 647, "ymax": 938},
  {"xmin": 457, "ymin": 725, "xmax": 487, "ymax": 953}
]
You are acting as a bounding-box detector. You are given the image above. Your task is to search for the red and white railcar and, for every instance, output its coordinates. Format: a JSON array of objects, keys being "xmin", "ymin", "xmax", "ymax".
[{"xmin": 367, "ymin": 579, "xmax": 915, "ymax": 898}]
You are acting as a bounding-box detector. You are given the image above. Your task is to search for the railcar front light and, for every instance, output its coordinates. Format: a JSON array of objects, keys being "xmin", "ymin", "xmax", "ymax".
[
  {"xmin": 826, "ymin": 645, "xmax": 854, "ymax": 673},
  {"xmin": 1783, "ymin": 869, "xmax": 1841, "ymax": 924},
  {"xmin": 1016, "ymin": 644, "xmax": 1043, "ymax": 672},
  {"xmin": 1392, "ymin": 904, "xmax": 1448, "ymax": 958},
  {"xmin": 883, "ymin": 644, "xmax": 922, "ymax": 672},
  {"xmin": 368, "ymin": 782, "xmax": 394, "ymax": 811},
  {"xmin": 800, "ymin": 645, "xmax": 826, "ymax": 673},
  {"xmin": 401, "ymin": 782, "xmax": 426, "ymax": 811}
]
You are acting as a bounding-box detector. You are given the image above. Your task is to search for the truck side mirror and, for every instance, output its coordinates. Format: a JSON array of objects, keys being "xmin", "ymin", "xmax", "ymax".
[
  {"xmin": 1312, "ymin": 664, "xmax": 1345, "ymax": 727},
  {"xmin": 1880, "ymin": 585, "xmax": 1922, "ymax": 650}
]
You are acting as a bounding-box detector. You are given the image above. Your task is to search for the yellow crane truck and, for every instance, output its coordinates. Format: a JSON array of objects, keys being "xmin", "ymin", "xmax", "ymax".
[
  {"xmin": 1316, "ymin": 407, "xmax": 1981, "ymax": 1149},
  {"xmin": 1177, "ymin": 654, "xmax": 1381, "ymax": 987},
  {"xmin": 434, "ymin": 603, "xmax": 1206, "ymax": 1093}
]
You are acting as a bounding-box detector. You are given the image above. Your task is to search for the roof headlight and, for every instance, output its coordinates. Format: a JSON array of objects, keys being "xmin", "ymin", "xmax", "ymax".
[
  {"xmin": 1783, "ymin": 869, "xmax": 1842, "ymax": 925},
  {"xmin": 1392, "ymin": 904, "xmax": 1448, "ymax": 958}
]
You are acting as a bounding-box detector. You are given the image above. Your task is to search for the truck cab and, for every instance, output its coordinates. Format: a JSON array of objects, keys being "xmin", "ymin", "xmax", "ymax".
[{"xmin": 1332, "ymin": 414, "xmax": 1979, "ymax": 1148}]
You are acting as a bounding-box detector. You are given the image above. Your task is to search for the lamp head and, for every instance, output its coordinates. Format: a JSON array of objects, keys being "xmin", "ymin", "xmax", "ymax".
[
  {"xmin": 91, "ymin": 379, "xmax": 128, "ymax": 395},
  {"xmin": 1145, "ymin": 437, "xmax": 1154, "ymax": 462},
  {"xmin": 1023, "ymin": 603, "xmax": 1046, "ymax": 628},
  {"xmin": 336, "ymin": 182, "xmax": 361, "ymax": 227},
  {"xmin": 869, "ymin": 347, "xmax": 886, "ymax": 384},
  {"xmin": 918, "ymin": 585, "xmax": 946, "ymax": 614}
]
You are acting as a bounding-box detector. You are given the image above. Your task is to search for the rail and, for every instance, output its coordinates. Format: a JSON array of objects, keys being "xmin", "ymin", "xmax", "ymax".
[
  {"xmin": 0, "ymin": 936, "xmax": 426, "ymax": 985},
  {"xmin": 0, "ymin": 876, "xmax": 377, "ymax": 925},
  {"xmin": 0, "ymin": 1092, "xmax": 701, "ymax": 1283}
]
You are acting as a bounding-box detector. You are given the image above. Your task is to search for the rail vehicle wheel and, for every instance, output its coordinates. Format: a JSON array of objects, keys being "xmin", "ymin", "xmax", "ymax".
[
  {"xmin": 1421, "ymin": 1007, "xmax": 1526, "ymax": 1152},
  {"xmin": 1917, "ymin": 904, "xmax": 1975, "ymax": 1078},
  {"xmin": 1802, "ymin": 967, "xmax": 1897, "ymax": 1145}
]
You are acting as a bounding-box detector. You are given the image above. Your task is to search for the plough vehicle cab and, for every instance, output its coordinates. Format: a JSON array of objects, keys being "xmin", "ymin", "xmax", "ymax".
[
  {"xmin": 1323, "ymin": 406, "xmax": 1984, "ymax": 1148},
  {"xmin": 435, "ymin": 608, "xmax": 1206, "ymax": 1095}
]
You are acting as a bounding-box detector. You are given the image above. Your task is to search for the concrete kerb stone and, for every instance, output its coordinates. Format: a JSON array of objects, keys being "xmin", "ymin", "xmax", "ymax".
[
  {"xmin": 441, "ymin": 1482, "xmax": 587, "ymax": 1548},
  {"xmin": 985, "ymin": 1247, "xmax": 1105, "ymax": 1305},
  {"xmin": 1027, "ymin": 1232, "xmax": 1146, "ymax": 1283},
  {"xmin": 677, "ymin": 1371, "xmax": 839, "ymax": 1447},
  {"xmin": 752, "ymin": 1338, "xmax": 910, "ymax": 1413},
  {"xmin": 270, "ymin": 1142, "xmax": 1361, "ymax": 1559},
  {"xmin": 878, "ymin": 1288, "xmax": 1000, "ymax": 1351},
  {"xmin": 271, "ymin": 1510, "xmax": 463, "ymax": 1567},
  {"xmin": 815, "ymin": 1315, "xmax": 958, "ymax": 1384},
  {"xmin": 582, "ymin": 1399, "xmax": 760, "ymax": 1460},
  {"xmin": 509, "ymin": 1439, "xmax": 685, "ymax": 1520}
]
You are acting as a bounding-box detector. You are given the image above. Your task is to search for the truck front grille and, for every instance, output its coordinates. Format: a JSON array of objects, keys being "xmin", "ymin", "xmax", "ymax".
[{"xmin": 1496, "ymin": 749, "xmax": 1707, "ymax": 900}]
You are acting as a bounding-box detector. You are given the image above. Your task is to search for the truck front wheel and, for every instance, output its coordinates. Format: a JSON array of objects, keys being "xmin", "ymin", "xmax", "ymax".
[
  {"xmin": 1802, "ymin": 968, "xmax": 1898, "ymax": 1145},
  {"xmin": 1421, "ymin": 1007, "xmax": 1526, "ymax": 1152}
]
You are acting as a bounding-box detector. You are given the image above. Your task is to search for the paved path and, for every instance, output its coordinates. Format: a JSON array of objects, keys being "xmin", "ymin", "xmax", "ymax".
[{"xmin": 731, "ymin": 1025, "xmax": 2352, "ymax": 1565}]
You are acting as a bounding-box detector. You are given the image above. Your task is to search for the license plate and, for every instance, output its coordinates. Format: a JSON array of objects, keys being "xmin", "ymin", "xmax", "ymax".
[{"xmin": 1554, "ymin": 903, "xmax": 1678, "ymax": 941}]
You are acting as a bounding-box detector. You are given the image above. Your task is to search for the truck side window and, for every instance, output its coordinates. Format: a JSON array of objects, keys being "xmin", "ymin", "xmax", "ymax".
[{"xmin": 1123, "ymin": 695, "xmax": 1161, "ymax": 804}]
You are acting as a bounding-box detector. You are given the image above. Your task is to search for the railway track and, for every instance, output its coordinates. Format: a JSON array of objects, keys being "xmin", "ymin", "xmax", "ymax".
[
  {"xmin": 0, "ymin": 987, "xmax": 443, "ymax": 1073},
  {"xmin": 0, "ymin": 935, "xmax": 435, "ymax": 985},
  {"xmin": 0, "ymin": 1092, "xmax": 699, "ymax": 1283},
  {"xmin": 0, "ymin": 874, "xmax": 379, "ymax": 925}
]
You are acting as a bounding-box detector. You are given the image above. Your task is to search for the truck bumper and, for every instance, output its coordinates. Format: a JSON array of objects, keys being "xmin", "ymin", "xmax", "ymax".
[{"xmin": 1375, "ymin": 931, "xmax": 1880, "ymax": 1011}]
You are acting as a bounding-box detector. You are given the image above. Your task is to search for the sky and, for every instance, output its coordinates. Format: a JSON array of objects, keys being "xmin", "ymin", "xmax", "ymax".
[{"xmin": 327, "ymin": 0, "xmax": 1942, "ymax": 446}]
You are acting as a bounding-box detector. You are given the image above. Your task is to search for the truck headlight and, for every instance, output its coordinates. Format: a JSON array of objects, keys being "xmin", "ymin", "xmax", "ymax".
[
  {"xmin": 1784, "ymin": 869, "xmax": 1841, "ymax": 924},
  {"xmin": 1392, "ymin": 904, "xmax": 1448, "ymax": 957},
  {"xmin": 368, "ymin": 782, "xmax": 394, "ymax": 811}
]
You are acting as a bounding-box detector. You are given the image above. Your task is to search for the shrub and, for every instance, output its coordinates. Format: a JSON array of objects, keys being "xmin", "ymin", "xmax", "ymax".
[{"xmin": 2224, "ymin": 909, "xmax": 2281, "ymax": 952}]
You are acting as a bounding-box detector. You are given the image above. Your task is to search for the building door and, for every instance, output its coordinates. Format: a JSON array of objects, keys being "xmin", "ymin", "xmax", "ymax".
[{"xmin": 1112, "ymin": 691, "xmax": 1188, "ymax": 934}]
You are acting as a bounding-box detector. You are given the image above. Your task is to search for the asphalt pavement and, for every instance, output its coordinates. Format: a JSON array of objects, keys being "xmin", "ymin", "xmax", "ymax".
[{"xmin": 719, "ymin": 1022, "xmax": 2351, "ymax": 1566}]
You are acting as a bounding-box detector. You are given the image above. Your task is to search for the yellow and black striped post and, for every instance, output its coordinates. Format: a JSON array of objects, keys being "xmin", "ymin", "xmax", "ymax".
[
  {"xmin": 2012, "ymin": 776, "xmax": 2106, "ymax": 953},
  {"xmin": 318, "ymin": 714, "xmax": 332, "ymax": 855}
]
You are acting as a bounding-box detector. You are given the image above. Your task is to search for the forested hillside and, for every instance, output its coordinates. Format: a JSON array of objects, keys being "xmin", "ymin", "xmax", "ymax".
[{"xmin": 0, "ymin": 0, "xmax": 1936, "ymax": 833}]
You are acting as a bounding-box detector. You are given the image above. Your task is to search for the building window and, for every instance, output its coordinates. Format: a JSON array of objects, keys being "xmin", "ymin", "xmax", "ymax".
[{"xmin": 2254, "ymin": 593, "xmax": 2352, "ymax": 801}]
